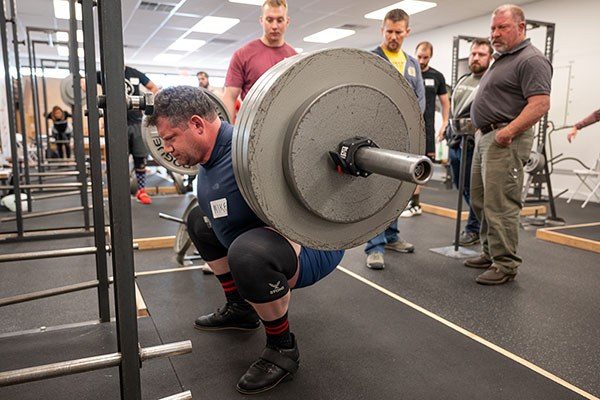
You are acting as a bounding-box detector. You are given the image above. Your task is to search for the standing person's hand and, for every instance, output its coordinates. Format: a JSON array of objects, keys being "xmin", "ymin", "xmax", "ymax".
[
  {"xmin": 437, "ymin": 123, "xmax": 447, "ymax": 142},
  {"xmin": 494, "ymin": 128, "xmax": 513, "ymax": 147},
  {"xmin": 567, "ymin": 126, "xmax": 578, "ymax": 143},
  {"xmin": 436, "ymin": 130, "xmax": 445, "ymax": 142}
]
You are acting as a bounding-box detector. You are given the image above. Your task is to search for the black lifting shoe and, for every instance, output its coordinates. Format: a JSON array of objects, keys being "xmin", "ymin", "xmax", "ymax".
[
  {"xmin": 194, "ymin": 301, "xmax": 260, "ymax": 331},
  {"xmin": 236, "ymin": 334, "xmax": 300, "ymax": 395}
]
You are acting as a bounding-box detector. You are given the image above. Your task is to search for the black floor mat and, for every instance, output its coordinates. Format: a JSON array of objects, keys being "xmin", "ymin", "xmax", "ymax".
[{"xmin": 135, "ymin": 269, "xmax": 585, "ymax": 400}]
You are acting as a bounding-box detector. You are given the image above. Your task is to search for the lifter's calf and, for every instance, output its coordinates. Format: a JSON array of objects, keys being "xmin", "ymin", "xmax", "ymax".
[
  {"xmin": 187, "ymin": 212, "xmax": 260, "ymax": 331},
  {"xmin": 228, "ymin": 228, "xmax": 300, "ymax": 394}
]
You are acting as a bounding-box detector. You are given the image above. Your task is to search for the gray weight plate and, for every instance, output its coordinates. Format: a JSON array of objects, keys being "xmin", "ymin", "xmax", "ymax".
[
  {"xmin": 233, "ymin": 48, "xmax": 424, "ymax": 250},
  {"xmin": 60, "ymin": 75, "xmax": 86, "ymax": 106},
  {"xmin": 233, "ymin": 56, "xmax": 294, "ymax": 208},
  {"xmin": 130, "ymin": 170, "xmax": 137, "ymax": 195},
  {"xmin": 173, "ymin": 197, "xmax": 198, "ymax": 254},
  {"xmin": 236, "ymin": 51, "xmax": 333, "ymax": 223},
  {"xmin": 233, "ymin": 54, "xmax": 303, "ymax": 217},
  {"xmin": 237, "ymin": 49, "xmax": 353, "ymax": 222},
  {"xmin": 524, "ymin": 150, "xmax": 545, "ymax": 173},
  {"xmin": 174, "ymin": 224, "xmax": 191, "ymax": 255},
  {"xmin": 142, "ymin": 89, "xmax": 231, "ymax": 176},
  {"xmin": 284, "ymin": 84, "xmax": 407, "ymax": 223},
  {"xmin": 203, "ymin": 89, "xmax": 232, "ymax": 123}
]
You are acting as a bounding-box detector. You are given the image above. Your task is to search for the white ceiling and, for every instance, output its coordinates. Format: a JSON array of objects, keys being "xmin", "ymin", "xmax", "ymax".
[{"xmin": 12, "ymin": 0, "xmax": 537, "ymax": 77}]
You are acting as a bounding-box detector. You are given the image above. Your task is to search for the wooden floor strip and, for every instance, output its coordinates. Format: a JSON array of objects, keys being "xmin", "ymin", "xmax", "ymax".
[
  {"xmin": 133, "ymin": 236, "xmax": 175, "ymax": 250},
  {"xmin": 135, "ymin": 282, "xmax": 149, "ymax": 317},
  {"xmin": 536, "ymin": 224, "xmax": 600, "ymax": 254},
  {"xmin": 421, "ymin": 203, "xmax": 546, "ymax": 221}
]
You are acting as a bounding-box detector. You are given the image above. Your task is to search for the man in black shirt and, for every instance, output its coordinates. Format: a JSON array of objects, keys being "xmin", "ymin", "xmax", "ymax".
[
  {"xmin": 400, "ymin": 41, "xmax": 450, "ymax": 218},
  {"xmin": 416, "ymin": 41, "xmax": 449, "ymax": 159},
  {"xmin": 95, "ymin": 66, "xmax": 158, "ymax": 204}
]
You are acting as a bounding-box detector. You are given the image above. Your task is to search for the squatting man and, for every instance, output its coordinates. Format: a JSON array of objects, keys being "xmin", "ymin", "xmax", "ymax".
[{"xmin": 146, "ymin": 86, "xmax": 344, "ymax": 395}]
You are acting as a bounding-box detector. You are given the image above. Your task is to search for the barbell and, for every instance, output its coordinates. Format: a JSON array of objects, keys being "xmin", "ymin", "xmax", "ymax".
[
  {"xmin": 60, "ymin": 75, "xmax": 138, "ymax": 107},
  {"xmin": 158, "ymin": 197, "xmax": 199, "ymax": 264},
  {"xmin": 144, "ymin": 48, "xmax": 432, "ymax": 250}
]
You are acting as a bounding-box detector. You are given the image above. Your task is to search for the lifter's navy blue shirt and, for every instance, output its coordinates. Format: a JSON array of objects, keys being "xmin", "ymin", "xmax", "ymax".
[{"xmin": 196, "ymin": 122, "xmax": 266, "ymax": 248}]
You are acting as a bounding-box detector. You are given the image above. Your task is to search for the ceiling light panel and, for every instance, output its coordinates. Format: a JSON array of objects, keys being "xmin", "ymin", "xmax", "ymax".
[
  {"xmin": 168, "ymin": 38, "xmax": 207, "ymax": 52},
  {"xmin": 364, "ymin": 1, "xmax": 437, "ymax": 20},
  {"xmin": 55, "ymin": 30, "xmax": 84, "ymax": 43},
  {"xmin": 228, "ymin": 0, "xmax": 264, "ymax": 5},
  {"xmin": 53, "ymin": 0, "xmax": 82, "ymax": 20},
  {"xmin": 190, "ymin": 16, "xmax": 240, "ymax": 34},
  {"xmin": 56, "ymin": 31, "xmax": 68, "ymax": 42},
  {"xmin": 303, "ymin": 28, "xmax": 355, "ymax": 44}
]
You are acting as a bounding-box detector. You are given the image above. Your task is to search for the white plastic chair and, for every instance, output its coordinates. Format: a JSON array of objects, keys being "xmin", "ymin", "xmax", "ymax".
[{"xmin": 567, "ymin": 155, "xmax": 600, "ymax": 208}]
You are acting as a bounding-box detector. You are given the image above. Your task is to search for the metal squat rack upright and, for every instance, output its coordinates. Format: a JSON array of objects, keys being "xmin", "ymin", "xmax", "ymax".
[
  {"xmin": 0, "ymin": 0, "xmax": 93, "ymax": 242},
  {"xmin": 521, "ymin": 20, "xmax": 565, "ymax": 225},
  {"xmin": 0, "ymin": 0, "xmax": 193, "ymax": 398}
]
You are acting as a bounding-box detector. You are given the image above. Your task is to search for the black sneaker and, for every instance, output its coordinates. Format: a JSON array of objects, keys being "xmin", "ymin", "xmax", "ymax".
[
  {"xmin": 194, "ymin": 301, "xmax": 260, "ymax": 331},
  {"xmin": 458, "ymin": 231, "xmax": 480, "ymax": 246},
  {"xmin": 236, "ymin": 334, "xmax": 300, "ymax": 394}
]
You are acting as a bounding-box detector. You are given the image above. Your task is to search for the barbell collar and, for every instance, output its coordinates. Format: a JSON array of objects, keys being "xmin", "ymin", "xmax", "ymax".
[
  {"xmin": 328, "ymin": 136, "xmax": 377, "ymax": 178},
  {"xmin": 143, "ymin": 92, "xmax": 154, "ymax": 115},
  {"xmin": 128, "ymin": 95, "xmax": 140, "ymax": 110},
  {"xmin": 354, "ymin": 147, "xmax": 433, "ymax": 185}
]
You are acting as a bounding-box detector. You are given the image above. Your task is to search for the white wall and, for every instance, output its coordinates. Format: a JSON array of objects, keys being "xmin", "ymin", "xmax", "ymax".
[{"xmin": 402, "ymin": 0, "xmax": 600, "ymax": 202}]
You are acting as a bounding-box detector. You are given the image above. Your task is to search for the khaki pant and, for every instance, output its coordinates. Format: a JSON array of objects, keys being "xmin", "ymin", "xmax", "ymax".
[{"xmin": 470, "ymin": 128, "xmax": 533, "ymax": 274}]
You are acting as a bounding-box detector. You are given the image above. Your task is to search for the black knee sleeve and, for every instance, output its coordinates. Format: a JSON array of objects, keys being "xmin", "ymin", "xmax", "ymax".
[
  {"xmin": 228, "ymin": 228, "xmax": 298, "ymax": 304},
  {"xmin": 186, "ymin": 206, "xmax": 227, "ymax": 262},
  {"xmin": 133, "ymin": 156, "xmax": 146, "ymax": 171}
]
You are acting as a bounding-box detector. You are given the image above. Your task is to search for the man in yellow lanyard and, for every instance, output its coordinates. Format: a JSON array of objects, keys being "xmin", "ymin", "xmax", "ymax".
[{"xmin": 365, "ymin": 8, "xmax": 426, "ymax": 270}]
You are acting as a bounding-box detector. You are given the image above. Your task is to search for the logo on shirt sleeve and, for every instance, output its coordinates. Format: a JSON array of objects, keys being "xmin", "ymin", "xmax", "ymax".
[
  {"xmin": 408, "ymin": 66, "xmax": 416, "ymax": 77},
  {"xmin": 210, "ymin": 198, "xmax": 228, "ymax": 219}
]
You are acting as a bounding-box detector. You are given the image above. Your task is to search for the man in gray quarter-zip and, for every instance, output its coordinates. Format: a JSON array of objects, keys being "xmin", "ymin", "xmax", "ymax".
[{"xmin": 443, "ymin": 38, "xmax": 493, "ymax": 247}]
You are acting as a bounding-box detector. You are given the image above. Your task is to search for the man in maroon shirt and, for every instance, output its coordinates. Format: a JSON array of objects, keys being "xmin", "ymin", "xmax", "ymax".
[{"xmin": 222, "ymin": 0, "xmax": 296, "ymax": 119}]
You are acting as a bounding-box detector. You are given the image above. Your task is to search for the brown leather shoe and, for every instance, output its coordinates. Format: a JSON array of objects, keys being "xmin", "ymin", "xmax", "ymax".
[
  {"xmin": 475, "ymin": 265, "xmax": 516, "ymax": 285},
  {"xmin": 463, "ymin": 254, "xmax": 492, "ymax": 269}
]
